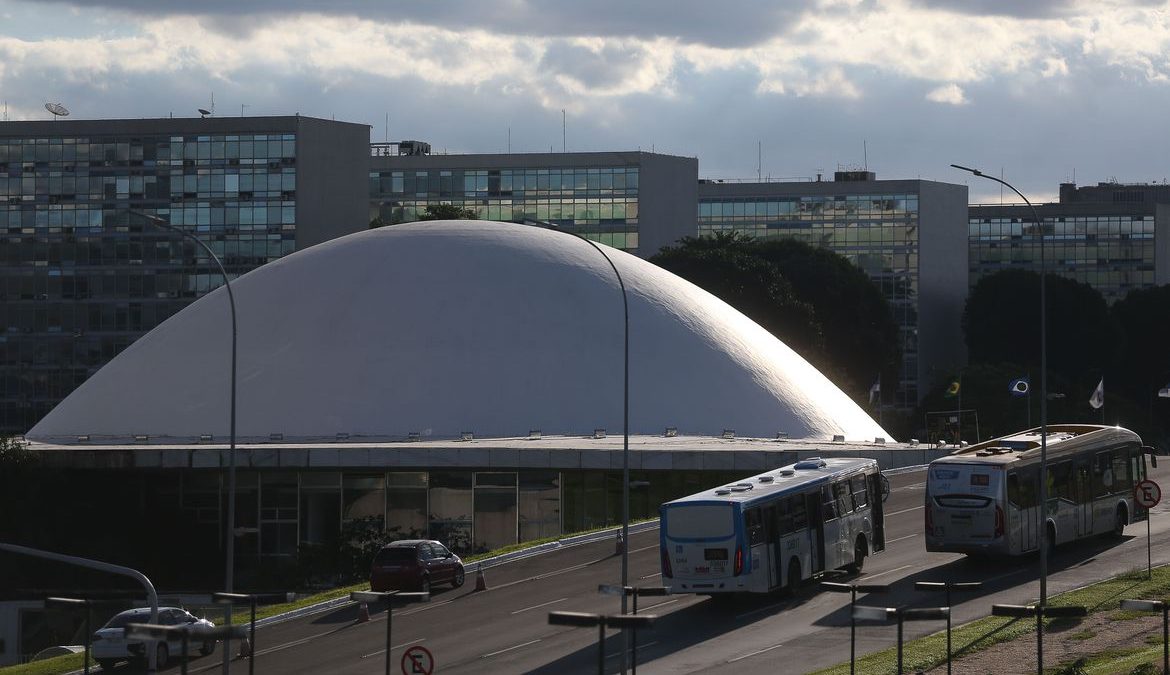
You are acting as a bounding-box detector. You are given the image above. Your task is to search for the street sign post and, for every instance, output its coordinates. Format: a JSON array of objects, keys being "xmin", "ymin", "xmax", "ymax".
[
  {"xmin": 401, "ymin": 645, "xmax": 434, "ymax": 675},
  {"xmin": 1136, "ymin": 479, "xmax": 1161, "ymax": 578}
]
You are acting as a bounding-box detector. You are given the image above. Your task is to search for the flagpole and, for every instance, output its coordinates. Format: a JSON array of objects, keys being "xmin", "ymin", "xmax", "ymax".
[
  {"xmin": 1027, "ymin": 371, "xmax": 1032, "ymax": 429},
  {"xmin": 878, "ymin": 373, "xmax": 883, "ymax": 428}
]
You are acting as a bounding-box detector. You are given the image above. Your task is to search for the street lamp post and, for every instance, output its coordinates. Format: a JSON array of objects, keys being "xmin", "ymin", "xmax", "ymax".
[
  {"xmin": 548, "ymin": 611, "xmax": 656, "ymax": 675},
  {"xmin": 950, "ymin": 165, "xmax": 1050, "ymax": 608},
  {"xmin": 854, "ymin": 605, "xmax": 950, "ymax": 675},
  {"xmin": 213, "ymin": 592, "xmax": 257, "ymax": 675},
  {"xmin": 132, "ymin": 211, "xmax": 238, "ymax": 593},
  {"xmin": 45, "ymin": 597, "xmax": 92, "ymax": 675},
  {"xmin": 992, "ymin": 603, "xmax": 1087, "ymax": 675},
  {"xmin": 351, "ymin": 590, "xmax": 430, "ymax": 675},
  {"xmin": 599, "ymin": 585, "xmax": 670, "ymax": 673},
  {"xmin": 526, "ymin": 221, "xmax": 631, "ymax": 669},
  {"xmin": 822, "ymin": 581, "xmax": 890, "ymax": 675}
]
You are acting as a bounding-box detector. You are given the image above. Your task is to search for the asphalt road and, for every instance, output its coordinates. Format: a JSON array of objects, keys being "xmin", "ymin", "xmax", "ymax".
[{"xmin": 143, "ymin": 460, "xmax": 1170, "ymax": 674}]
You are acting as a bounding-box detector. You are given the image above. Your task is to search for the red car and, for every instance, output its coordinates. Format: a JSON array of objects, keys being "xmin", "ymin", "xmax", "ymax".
[{"xmin": 370, "ymin": 540, "xmax": 466, "ymax": 593}]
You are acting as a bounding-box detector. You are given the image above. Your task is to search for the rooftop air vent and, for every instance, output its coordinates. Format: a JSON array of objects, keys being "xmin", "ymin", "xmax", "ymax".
[
  {"xmin": 832, "ymin": 434, "xmax": 846, "ymax": 443},
  {"xmin": 407, "ymin": 432, "xmax": 421, "ymax": 442},
  {"xmin": 874, "ymin": 437, "xmax": 886, "ymax": 444},
  {"xmin": 335, "ymin": 432, "xmax": 350, "ymax": 441},
  {"xmin": 593, "ymin": 428, "xmax": 607, "ymax": 439},
  {"xmin": 76, "ymin": 435, "xmax": 90, "ymax": 443},
  {"xmin": 758, "ymin": 476, "xmax": 775, "ymax": 483},
  {"xmin": 722, "ymin": 429, "xmax": 736, "ymax": 440},
  {"xmin": 779, "ymin": 469, "xmax": 796, "ymax": 477},
  {"xmin": 730, "ymin": 485, "xmax": 753, "ymax": 492},
  {"xmin": 528, "ymin": 429, "xmax": 542, "ymax": 440},
  {"xmin": 715, "ymin": 488, "xmax": 732, "ymax": 496},
  {"xmin": 664, "ymin": 427, "xmax": 678, "ymax": 437},
  {"xmin": 775, "ymin": 432, "xmax": 789, "ymax": 440},
  {"xmin": 460, "ymin": 431, "xmax": 474, "ymax": 441},
  {"xmin": 134, "ymin": 434, "xmax": 149, "ymax": 442},
  {"xmin": 794, "ymin": 458, "xmax": 827, "ymax": 470},
  {"xmin": 269, "ymin": 433, "xmax": 284, "ymax": 442},
  {"xmin": 199, "ymin": 434, "xmax": 213, "ymax": 443}
]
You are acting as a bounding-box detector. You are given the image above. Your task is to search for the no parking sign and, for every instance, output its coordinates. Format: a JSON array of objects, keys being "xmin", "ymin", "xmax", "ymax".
[
  {"xmin": 402, "ymin": 645, "xmax": 434, "ymax": 675},
  {"xmin": 1136, "ymin": 479, "xmax": 1162, "ymax": 509}
]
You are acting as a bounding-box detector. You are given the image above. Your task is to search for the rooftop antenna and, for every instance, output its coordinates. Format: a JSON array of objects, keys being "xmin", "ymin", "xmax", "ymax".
[
  {"xmin": 3, "ymin": 101, "xmax": 7, "ymax": 121},
  {"xmin": 197, "ymin": 108, "xmax": 212, "ymax": 118},
  {"xmin": 562, "ymin": 109, "xmax": 566, "ymax": 153},
  {"xmin": 758, "ymin": 140, "xmax": 762, "ymax": 182},
  {"xmin": 507, "ymin": 127, "xmax": 511, "ymax": 153},
  {"xmin": 241, "ymin": 104, "xmax": 249, "ymax": 117},
  {"xmin": 384, "ymin": 113, "xmax": 389, "ymax": 142},
  {"xmin": 45, "ymin": 102, "xmax": 70, "ymax": 119},
  {"xmin": 863, "ymin": 140, "xmax": 868, "ymax": 171}
]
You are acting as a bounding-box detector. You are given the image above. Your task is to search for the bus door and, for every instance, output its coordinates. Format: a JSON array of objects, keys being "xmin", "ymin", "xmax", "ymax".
[
  {"xmin": 820, "ymin": 485, "xmax": 843, "ymax": 569},
  {"xmin": 1075, "ymin": 461, "xmax": 1093, "ymax": 536},
  {"xmin": 806, "ymin": 491, "xmax": 825, "ymax": 574},
  {"xmin": 1008, "ymin": 469, "xmax": 1038, "ymax": 552},
  {"xmin": 868, "ymin": 472, "xmax": 886, "ymax": 551},
  {"xmin": 745, "ymin": 507, "xmax": 770, "ymax": 592},
  {"xmin": 764, "ymin": 504, "xmax": 780, "ymax": 589}
]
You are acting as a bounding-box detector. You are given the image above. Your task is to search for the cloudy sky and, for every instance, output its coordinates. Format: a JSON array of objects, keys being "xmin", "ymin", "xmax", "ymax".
[{"xmin": 3, "ymin": 0, "xmax": 1170, "ymax": 202}]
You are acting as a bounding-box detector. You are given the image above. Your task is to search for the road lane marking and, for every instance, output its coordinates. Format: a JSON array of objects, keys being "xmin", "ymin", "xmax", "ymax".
[
  {"xmin": 886, "ymin": 533, "xmax": 919, "ymax": 544},
  {"xmin": 605, "ymin": 641, "xmax": 661, "ymax": 660},
  {"xmin": 481, "ymin": 639, "xmax": 542, "ymax": 658},
  {"xmin": 638, "ymin": 571, "xmax": 662, "ymax": 580},
  {"xmin": 860, "ymin": 564, "xmax": 914, "ymax": 581},
  {"xmin": 361, "ymin": 638, "xmax": 427, "ymax": 659},
  {"xmin": 631, "ymin": 544, "xmax": 658, "ymax": 553},
  {"xmin": 512, "ymin": 597, "xmax": 569, "ymax": 614},
  {"xmin": 735, "ymin": 602, "xmax": 789, "ymax": 620},
  {"xmin": 727, "ymin": 642, "xmax": 786, "ymax": 662},
  {"xmin": 641, "ymin": 598, "xmax": 682, "ymax": 611},
  {"xmin": 887, "ymin": 505, "xmax": 924, "ymax": 517},
  {"xmin": 397, "ymin": 599, "xmax": 453, "ymax": 616}
]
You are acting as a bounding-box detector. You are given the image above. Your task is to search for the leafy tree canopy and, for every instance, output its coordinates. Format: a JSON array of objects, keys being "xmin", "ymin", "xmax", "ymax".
[
  {"xmin": 962, "ymin": 270, "xmax": 1114, "ymax": 382},
  {"xmin": 418, "ymin": 204, "xmax": 478, "ymax": 221},
  {"xmin": 651, "ymin": 233, "xmax": 899, "ymax": 401},
  {"xmin": 1111, "ymin": 284, "xmax": 1170, "ymax": 395}
]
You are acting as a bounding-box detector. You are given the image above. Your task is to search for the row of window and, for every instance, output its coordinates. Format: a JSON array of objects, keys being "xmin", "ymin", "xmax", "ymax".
[
  {"xmin": 1, "ymin": 170, "xmax": 296, "ymax": 199},
  {"xmin": 370, "ymin": 167, "xmax": 640, "ymax": 198},
  {"xmin": 700, "ymin": 222, "xmax": 920, "ymax": 246},
  {"xmin": 700, "ymin": 196, "xmax": 918, "ymax": 219},
  {"xmin": 0, "ymin": 135, "xmax": 296, "ymax": 164},
  {"xmin": 1006, "ymin": 446, "xmax": 1140, "ymax": 508},
  {"xmin": 744, "ymin": 474, "xmax": 874, "ymax": 545},
  {"xmin": 969, "ymin": 217, "xmax": 1155, "ymax": 237}
]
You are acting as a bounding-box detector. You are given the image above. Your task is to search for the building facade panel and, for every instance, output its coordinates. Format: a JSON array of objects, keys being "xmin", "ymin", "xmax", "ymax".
[
  {"xmin": 697, "ymin": 173, "xmax": 969, "ymax": 406},
  {"xmin": 0, "ymin": 116, "xmax": 368, "ymax": 434}
]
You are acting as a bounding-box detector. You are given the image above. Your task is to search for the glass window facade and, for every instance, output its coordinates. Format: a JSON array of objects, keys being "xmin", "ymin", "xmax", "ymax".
[
  {"xmin": 967, "ymin": 213, "xmax": 1156, "ymax": 303},
  {"xmin": 369, "ymin": 166, "xmax": 640, "ymax": 252},
  {"xmin": 0, "ymin": 132, "xmax": 298, "ymax": 433},
  {"xmin": 698, "ymin": 192, "xmax": 922, "ymax": 407}
]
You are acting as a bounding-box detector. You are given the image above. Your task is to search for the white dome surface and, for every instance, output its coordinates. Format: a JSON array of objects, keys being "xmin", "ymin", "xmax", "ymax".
[{"xmin": 29, "ymin": 221, "xmax": 890, "ymax": 443}]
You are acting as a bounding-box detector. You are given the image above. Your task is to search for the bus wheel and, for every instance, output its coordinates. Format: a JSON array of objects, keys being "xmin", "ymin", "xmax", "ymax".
[
  {"xmin": 786, "ymin": 559, "xmax": 801, "ymax": 596},
  {"xmin": 1112, "ymin": 506, "xmax": 1128, "ymax": 539},
  {"xmin": 847, "ymin": 535, "xmax": 867, "ymax": 574}
]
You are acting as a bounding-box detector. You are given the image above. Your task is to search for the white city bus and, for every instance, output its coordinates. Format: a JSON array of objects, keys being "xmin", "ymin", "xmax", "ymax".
[
  {"xmin": 659, "ymin": 457, "xmax": 886, "ymax": 595},
  {"xmin": 925, "ymin": 424, "xmax": 1153, "ymax": 556}
]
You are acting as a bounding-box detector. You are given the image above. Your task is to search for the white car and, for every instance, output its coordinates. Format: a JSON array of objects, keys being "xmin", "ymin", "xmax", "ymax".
[{"xmin": 91, "ymin": 606, "xmax": 216, "ymax": 670}]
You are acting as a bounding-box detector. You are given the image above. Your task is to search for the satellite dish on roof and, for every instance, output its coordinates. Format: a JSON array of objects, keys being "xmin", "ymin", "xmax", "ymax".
[
  {"xmin": 198, "ymin": 108, "xmax": 212, "ymax": 118},
  {"xmin": 45, "ymin": 102, "xmax": 70, "ymax": 117}
]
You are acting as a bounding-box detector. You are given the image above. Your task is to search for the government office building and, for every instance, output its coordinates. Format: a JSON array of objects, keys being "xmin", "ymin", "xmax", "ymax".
[
  {"xmin": 0, "ymin": 116, "xmax": 370, "ymax": 434},
  {"xmin": 969, "ymin": 181, "xmax": 1170, "ymax": 302},
  {"xmin": 696, "ymin": 172, "xmax": 971, "ymax": 408}
]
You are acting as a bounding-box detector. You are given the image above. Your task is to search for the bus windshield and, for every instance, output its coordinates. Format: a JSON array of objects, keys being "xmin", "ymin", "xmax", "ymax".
[{"xmin": 665, "ymin": 504, "xmax": 734, "ymax": 539}]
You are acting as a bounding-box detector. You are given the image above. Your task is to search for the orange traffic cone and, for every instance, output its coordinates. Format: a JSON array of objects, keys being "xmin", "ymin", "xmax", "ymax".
[
  {"xmin": 615, "ymin": 531, "xmax": 625, "ymax": 555},
  {"xmin": 474, "ymin": 565, "xmax": 488, "ymax": 592},
  {"xmin": 356, "ymin": 601, "xmax": 370, "ymax": 623}
]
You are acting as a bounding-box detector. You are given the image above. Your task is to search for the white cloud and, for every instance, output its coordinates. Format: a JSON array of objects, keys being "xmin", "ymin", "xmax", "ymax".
[{"xmin": 926, "ymin": 83, "xmax": 968, "ymax": 104}]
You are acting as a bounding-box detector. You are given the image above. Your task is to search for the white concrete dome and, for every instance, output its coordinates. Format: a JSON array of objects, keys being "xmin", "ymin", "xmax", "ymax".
[{"xmin": 28, "ymin": 221, "xmax": 890, "ymax": 443}]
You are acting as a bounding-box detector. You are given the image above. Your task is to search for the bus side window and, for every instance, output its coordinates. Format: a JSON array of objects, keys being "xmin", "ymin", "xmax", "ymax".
[
  {"xmin": 1007, "ymin": 472, "xmax": 1020, "ymax": 508},
  {"xmin": 851, "ymin": 476, "xmax": 868, "ymax": 508},
  {"xmin": 1075, "ymin": 462, "xmax": 1092, "ymax": 503},
  {"xmin": 1093, "ymin": 451, "xmax": 1112, "ymax": 498},
  {"xmin": 1112, "ymin": 448, "xmax": 1131, "ymax": 493},
  {"xmin": 792, "ymin": 495, "xmax": 809, "ymax": 530},
  {"xmin": 822, "ymin": 486, "xmax": 839, "ymax": 520},
  {"xmin": 745, "ymin": 507, "xmax": 765, "ymax": 546},
  {"xmin": 1047, "ymin": 462, "xmax": 1073, "ymax": 502},
  {"xmin": 833, "ymin": 481, "xmax": 853, "ymax": 515},
  {"xmin": 777, "ymin": 498, "xmax": 794, "ymax": 536}
]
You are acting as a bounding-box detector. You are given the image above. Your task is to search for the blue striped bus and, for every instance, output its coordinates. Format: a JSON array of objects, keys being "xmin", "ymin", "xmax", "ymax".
[{"xmin": 660, "ymin": 457, "xmax": 887, "ymax": 595}]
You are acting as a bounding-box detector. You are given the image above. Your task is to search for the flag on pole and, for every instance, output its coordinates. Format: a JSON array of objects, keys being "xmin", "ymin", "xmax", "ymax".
[
  {"xmin": 1009, "ymin": 377, "xmax": 1030, "ymax": 397},
  {"xmin": 1159, "ymin": 382, "xmax": 1170, "ymax": 398},
  {"xmin": 944, "ymin": 378, "xmax": 961, "ymax": 399},
  {"xmin": 1089, "ymin": 378, "xmax": 1104, "ymax": 410},
  {"xmin": 868, "ymin": 379, "xmax": 881, "ymax": 405}
]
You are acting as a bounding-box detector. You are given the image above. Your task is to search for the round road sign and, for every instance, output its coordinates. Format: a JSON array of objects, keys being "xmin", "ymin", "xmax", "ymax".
[
  {"xmin": 1135, "ymin": 479, "xmax": 1162, "ymax": 509},
  {"xmin": 401, "ymin": 645, "xmax": 434, "ymax": 675}
]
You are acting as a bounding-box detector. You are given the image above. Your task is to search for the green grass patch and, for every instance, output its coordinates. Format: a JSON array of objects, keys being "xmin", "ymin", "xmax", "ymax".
[
  {"xmin": 0, "ymin": 652, "xmax": 85, "ymax": 675},
  {"xmin": 811, "ymin": 564, "xmax": 1170, "ymax": 675}
]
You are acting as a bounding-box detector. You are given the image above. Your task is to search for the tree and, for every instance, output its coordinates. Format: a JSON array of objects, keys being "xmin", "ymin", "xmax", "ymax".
[
  {"xmin": 1111, "ymin": 284, "xmax": 1170, "ymax": 448},
  {"xmin": 418, "ymin": 204, "xmax": 478, "ymax": 221},
  {"xmin": 963, "ymin": 270, "xmax": 1115, "ymax": 383},
  {"xmin": 650, "ymin": 234, "xmax": 900, "ymax": 403}
]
